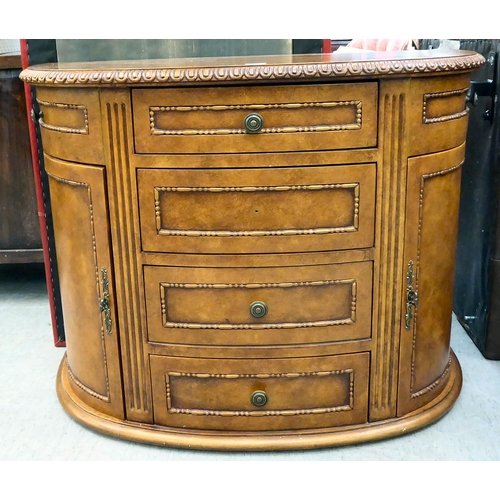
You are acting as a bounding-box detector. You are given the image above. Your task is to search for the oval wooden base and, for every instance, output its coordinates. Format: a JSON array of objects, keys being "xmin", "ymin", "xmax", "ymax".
[{"xmin": 56, "ymin": 351, "xmax": 462, "ymax": 451}]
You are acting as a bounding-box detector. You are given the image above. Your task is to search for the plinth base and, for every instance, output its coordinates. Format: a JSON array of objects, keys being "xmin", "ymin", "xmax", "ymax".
[{"xmin": 56, "ymin": 350, "xmax": 462, "ymax": 451}]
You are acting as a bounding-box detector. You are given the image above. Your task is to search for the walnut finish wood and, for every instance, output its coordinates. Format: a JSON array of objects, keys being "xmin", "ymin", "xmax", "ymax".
[
  {"xmin": 132, "ymin": 83, "xmax": 377, "ymax": 154},
  {"xmin": 407, "ymin": 74, "xmax": 471, "ymax": 156},
  {"xmin": 22, "ymin": 51, "xmax": 481, "ymax": 450},
  {"xmin": 57, "ymin": 349, "xmax": 462, "ymax": 450},
  {"xmin": 369, "ymin": 78, "xmax": 410, "ymax": 421},
  {"xmin": 150, "ymin": 353, "xmax": 370, "ymax": 431},
  {"xmin": 100, "ymin": 89, "xmax": 152, "ymax": 423},
  {"xmin": 138, "ymin": 164, "xmax": 375, "ymax": 254},
  {"xmin": 35, "ymin": 87, "xmax": 104, "ymax": 165},
  {"xmin": 144, "ymin": 262, "xmax": 372, "ymax": 346},
  {"xmin": 131, "ymin": 147, "xmax": 379, "ymax": 169},
  {"xmin": 20, "ymin": 50, "xmax": 484, "ymax": 86},
  {"xmin": 398, "ymin": 144, "xmax": 465, "ymax": 415},
  {"xmin": 44, "ymin": 155, "xmax": 123, "ymax": 418}
]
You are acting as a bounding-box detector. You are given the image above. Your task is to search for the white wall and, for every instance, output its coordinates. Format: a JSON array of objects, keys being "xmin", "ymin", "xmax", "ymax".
[{"xmin": 0, "ymin": 39, "xmax": 21, "ymax": 54}]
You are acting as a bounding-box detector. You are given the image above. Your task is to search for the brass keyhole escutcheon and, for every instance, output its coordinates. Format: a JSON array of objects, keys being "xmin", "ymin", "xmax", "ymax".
[
  {"xmin": 405, "ymin": 260, "xmax": 419, "ymax": 330},
  {"xmin": 250, "ymin": 301, "xmax": 268, "ymax": 318},
  {"xmin": 99, "ymin": 268, "xmax": 112, "ymax": 336},
  {"xmin": 244, "ymin": 113, "xmax": 264, "ymax": 133},
  {"xmin": 251, "ymin": 390, "xmax": 268, "ymax": 407}
]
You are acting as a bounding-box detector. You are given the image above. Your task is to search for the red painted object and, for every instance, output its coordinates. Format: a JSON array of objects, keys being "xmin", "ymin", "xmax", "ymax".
[{"xmin": 20, "ymin": 39, "xmax": 65, "ymax": 347}]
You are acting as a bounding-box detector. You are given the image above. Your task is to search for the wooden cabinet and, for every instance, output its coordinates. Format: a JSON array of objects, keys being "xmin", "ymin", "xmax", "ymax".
[{"xmin": 21, "ymin": 50, "xmax": 484, "ymax": 450}]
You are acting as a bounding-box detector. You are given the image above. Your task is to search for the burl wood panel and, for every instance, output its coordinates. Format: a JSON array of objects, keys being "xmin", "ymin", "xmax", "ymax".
[
  {"xmin": 408, "ymin": 74, "xmax": 470, "ymax": 156},
  {"xmin": 137, "ymin": 164, "xmax": 376, "ymax": 254},
  {"xmin": 150, "ymin": 352, "xmax": 369, "ymax": 431},
  {"xmin": 132, "ymin": 83, "xmax": 378, "ymax": 154},
  {"xmin": 144, "ymin": 261, "xmax": 372, "ymax": 346},
  {"xmin": 45, "ymin": 155, "xmax": 123, "ymax": 419},
  {"xmin": 36, "ymin": 87, "xmax": 104, "ymax": 165},
  {"xmin": 397, "ymin": 143, "xmax": 465, "ymax": 416}
]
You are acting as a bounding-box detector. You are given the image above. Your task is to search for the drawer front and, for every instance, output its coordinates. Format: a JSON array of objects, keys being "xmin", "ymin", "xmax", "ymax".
[
  {"xmin": 144, "ymin": 261, "xmax": 372, "ymax": 346},
  {"xmin": 150, "ymin": 352, "xmax": 370, "ymax": 431},
  {"xmin": 138, "ymin": 164, "xmax": 376, "ymax": 254},
  {"xmin": 132, "ymin": 83, "xmax": 378, "ymax": 154},
  {"xmin": 36, "ymin": 87, "xmax": 104, "ymax": 165},
  {"xmin": 407, "ymin": 74, "xmax": 471, "ymax": 156}
]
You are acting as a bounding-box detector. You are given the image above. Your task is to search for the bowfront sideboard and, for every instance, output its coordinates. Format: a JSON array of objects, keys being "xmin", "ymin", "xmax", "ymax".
[{"xmin": 21, "ymin": 50, "xmax": 484, "ymax": 450}]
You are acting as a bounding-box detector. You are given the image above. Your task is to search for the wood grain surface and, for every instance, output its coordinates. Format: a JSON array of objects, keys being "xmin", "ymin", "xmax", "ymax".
[{"xmin": 24, "ymin": 50, "xmax": 482, "ymax": 449}]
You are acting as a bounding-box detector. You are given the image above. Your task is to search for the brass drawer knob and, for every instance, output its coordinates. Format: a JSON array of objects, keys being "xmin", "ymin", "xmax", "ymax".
[
  {"xmin": 251, "ymin": 390, "xmax": 268, "ymax": 407},
  {"xmin": 250, "ymin": 301, "xmax": 268, "ymax": 318},
  {"xmin": 244, "ymin": 113, "xmax": 264, "ymax": 133}
]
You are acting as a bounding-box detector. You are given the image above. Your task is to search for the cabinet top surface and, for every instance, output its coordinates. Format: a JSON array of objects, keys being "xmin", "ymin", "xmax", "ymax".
[
  {"xmin": 0, "ymin": 52, "xmax": 22, "ymax": 70},
  {"xmin": 20, "ymin": 50, "xmax": 484, "ymax": 87}
]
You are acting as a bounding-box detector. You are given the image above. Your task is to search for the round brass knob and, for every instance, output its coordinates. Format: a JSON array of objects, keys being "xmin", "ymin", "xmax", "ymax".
[
  {"xmin": 250, "ymin": 301, "xmax": 268, "ymax": 318},
  {"xmin": 251, "ymin": 390, "xmax": 268, "ymax": 407},
  {"xmin": 244, "ymin": 113, "xmax": 264, "ymax": 133}
]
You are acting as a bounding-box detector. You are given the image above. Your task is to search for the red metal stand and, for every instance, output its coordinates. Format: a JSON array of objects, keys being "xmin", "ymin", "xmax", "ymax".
[{"xmin": 20, "ymin": 39, "xmax": 65, "ymax": 347}]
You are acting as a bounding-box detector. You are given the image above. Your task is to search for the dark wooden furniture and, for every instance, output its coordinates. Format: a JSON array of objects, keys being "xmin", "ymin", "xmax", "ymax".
[
  {"xmin": 453, "ymin": 40, "xmax": 500, "ymax": 359},
  {"xmin": 418, "ymin": 40, "xmax": 500, "ymax": 359},
  {"xmin": 21, "ymin": 50, "xmax": 484, "ymax": 450},
  {"xmin": 0, "ymin": 52, "xmax": 42, "ymax": 263}
]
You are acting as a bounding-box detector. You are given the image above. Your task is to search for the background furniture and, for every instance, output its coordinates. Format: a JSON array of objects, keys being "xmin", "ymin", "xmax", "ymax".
[
  {"xmin": 22, "ymin": 50, "xmax": 483, "ymax": 450},
  {"xmin": 420, "ymin": 39, "xmax": 500, "ymax": 359},
  {"xmin": 20, "ymin": 39, "xmax": 65, "ymax": 346},
  {"xmin": 0, "ymin": 52, "xmax": 42, "ymax": 264}
]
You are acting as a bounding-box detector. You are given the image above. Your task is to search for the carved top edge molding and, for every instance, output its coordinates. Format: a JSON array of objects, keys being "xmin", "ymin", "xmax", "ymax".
[{"xmin": 20, "ymin": 53, "xmax": 485, "ymax": 87}]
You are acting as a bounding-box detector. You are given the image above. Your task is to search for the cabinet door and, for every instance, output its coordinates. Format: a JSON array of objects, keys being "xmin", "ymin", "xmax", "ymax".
[
  {"xmin": 397, "ymin": 144, "xmax": 465, "ymax": 416},
  {"xmin": 45, "ymin": 155, "xmax": 124, "ymax": 419}
]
